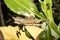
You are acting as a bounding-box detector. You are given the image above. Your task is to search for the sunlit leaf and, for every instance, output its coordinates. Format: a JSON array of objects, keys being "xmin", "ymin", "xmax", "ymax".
[
  {"xmin": 4, "ymin": 0, "xmax": 46, "ymax": 21},
  {"xmin": 39, "ymin": 0, "xmax": 53, "ymax": 21}
]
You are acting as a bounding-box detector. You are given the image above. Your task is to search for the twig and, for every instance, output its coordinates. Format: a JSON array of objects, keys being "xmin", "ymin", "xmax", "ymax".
[{"xmin": 0, "ymin": 1, "xmax": 5, "ymax": 26}]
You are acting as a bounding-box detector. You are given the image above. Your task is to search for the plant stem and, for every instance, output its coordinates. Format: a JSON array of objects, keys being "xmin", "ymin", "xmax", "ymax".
[{"xmin": 0, "ymin": 2, "xmax": 5, "ymax": 26}]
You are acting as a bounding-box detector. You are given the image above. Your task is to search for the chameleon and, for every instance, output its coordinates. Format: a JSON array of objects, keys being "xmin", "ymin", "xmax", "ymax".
[{"xmin": 12, "ymin": 16, "xmax": 42, "ymax": 26}]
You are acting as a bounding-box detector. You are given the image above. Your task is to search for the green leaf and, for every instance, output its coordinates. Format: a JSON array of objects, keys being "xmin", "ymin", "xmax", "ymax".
[
  {"xmin": 39, "ymin": 27, "xmax": 54, "ymax": 40},
  {"xmin": 46, "ymin": 26, "xmax": 54, "ymax": 40},
  {"xmin": 39, "ymin": 0, "xmax": 60, "ymax": 38},
  {"xmin": 49, "ymin": 21, "xmax": 60, "ymax": 37},
  {"xmin": 58, "ymin": 23, "xmax": 60, "ymax": 31},
  {"xmin": 39, "ymin": 30, "xmax": 48, "ymax": 40},
  {"xmin": 4, "ymin": 0, "xmax": 46, "ymax": 21},
  {"xmin": 24, "ymin": 28, "xmax": 34, "ymax": 40},
  {"xmin": 39, "ymin": 0, "xmax": 53, "ymax": 21}
]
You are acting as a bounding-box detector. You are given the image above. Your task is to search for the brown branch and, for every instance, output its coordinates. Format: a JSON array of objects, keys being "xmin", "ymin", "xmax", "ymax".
[{"xmin": 0, "ymin": 2, "xmax": 5, "ymax": 26}]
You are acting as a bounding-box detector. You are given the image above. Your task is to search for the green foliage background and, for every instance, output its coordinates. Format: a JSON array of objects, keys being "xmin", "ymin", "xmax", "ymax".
[{"xmin": 4, "ymin": 0, "xmax": 60, "ymax": 40}]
